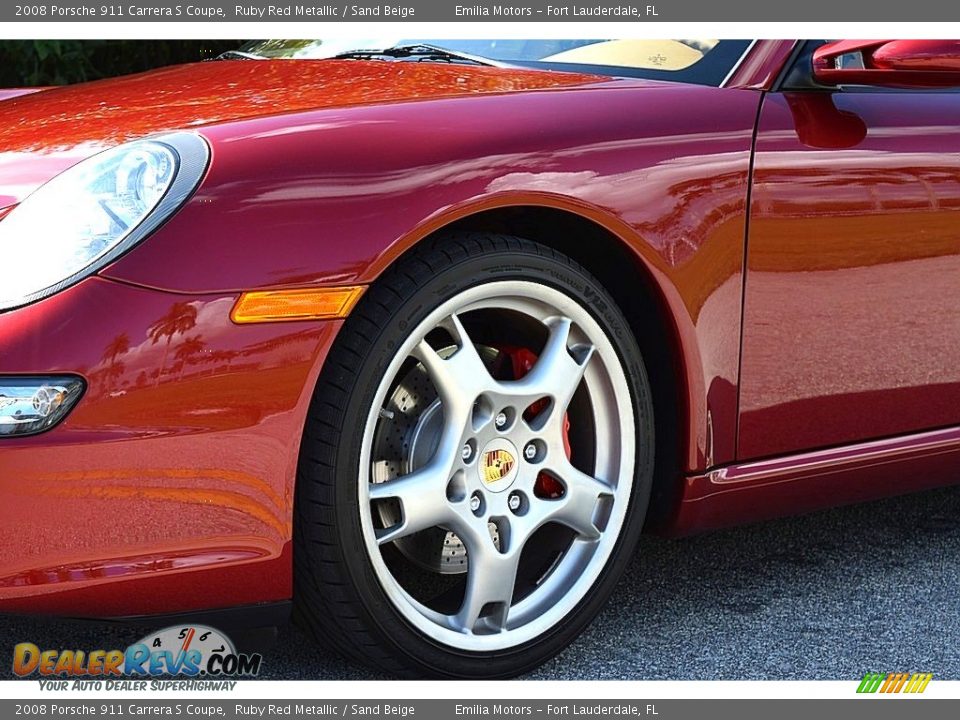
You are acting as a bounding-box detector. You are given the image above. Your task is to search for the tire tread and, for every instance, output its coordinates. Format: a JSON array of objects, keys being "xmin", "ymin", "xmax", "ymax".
[{"xmin": 294, "ymin": 232, "xmax": 652, "ymax": 678}]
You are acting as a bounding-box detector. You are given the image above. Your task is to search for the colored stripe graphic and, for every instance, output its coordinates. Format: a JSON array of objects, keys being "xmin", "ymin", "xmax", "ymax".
[
  {"xmin": 857, "ymin": 672, "xmax": 885, "ymax": 693},
  {"xmin": 857, "ymin": 672, "xmax": 932, "ymax": 694},
  {"xmin": 908, "ymin": 673, "xmax": 933, "ymax": 693}
]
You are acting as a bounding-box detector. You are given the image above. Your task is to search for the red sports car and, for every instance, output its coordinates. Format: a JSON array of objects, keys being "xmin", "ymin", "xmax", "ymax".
[{"xmin": 1, "ymin": 38, "xmax": 958, "ymax": 678}]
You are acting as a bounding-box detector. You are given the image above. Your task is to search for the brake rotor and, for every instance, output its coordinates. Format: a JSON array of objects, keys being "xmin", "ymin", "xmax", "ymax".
[{"xmin": 370, "ymin": 350, "xmax": 500, "ymax": 575}]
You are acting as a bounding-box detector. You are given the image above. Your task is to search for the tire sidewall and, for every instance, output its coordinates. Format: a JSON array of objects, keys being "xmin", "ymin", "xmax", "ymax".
[{"xmin": 301, "ymin": 240, "xmax": 654, "ymax": 678}]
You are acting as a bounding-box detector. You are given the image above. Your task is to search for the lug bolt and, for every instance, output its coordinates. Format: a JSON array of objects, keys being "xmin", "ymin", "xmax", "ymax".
[
  {"xmin": 470, "ymin": 492, "xmax": 482, "ymax": 513},
  {"xmin": 462, "ymin": 443, "xmax": 474, "ymax": 462},
  {"xmin": 508, "ymin": 493, "xmax": 522, "ymax": 513},
  {"xmin": 524, "ymin": 443, "xmax": 537, "ymax": 461},
  {"xmin": 495, "ymin": 412, "xmax": 508, "ymax": 429}
]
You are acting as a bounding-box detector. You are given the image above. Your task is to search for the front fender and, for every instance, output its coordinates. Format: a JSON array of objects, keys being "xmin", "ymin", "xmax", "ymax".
[{"xmin": 103, "ymin": 80, "xmax": 761, "ymax": 472}]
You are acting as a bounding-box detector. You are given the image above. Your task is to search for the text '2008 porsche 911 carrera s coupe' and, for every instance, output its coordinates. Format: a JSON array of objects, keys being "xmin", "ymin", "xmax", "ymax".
[{"xmin": 1, "ymin": 39, "xmax": 959, "ymax": 677}]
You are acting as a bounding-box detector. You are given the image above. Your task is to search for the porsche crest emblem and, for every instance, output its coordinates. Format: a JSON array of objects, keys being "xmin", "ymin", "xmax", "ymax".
[{"xmin": 482, "ymin": 449, "xmax": 516, "ymax": 484}]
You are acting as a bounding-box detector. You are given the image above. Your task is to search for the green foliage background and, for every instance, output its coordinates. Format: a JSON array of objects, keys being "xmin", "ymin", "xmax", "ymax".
[{"xmin": 0, "ymin": 40, "xmax": 242, "ymax": 86}]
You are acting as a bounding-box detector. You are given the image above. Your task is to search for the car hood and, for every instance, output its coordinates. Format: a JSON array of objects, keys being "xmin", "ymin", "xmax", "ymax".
[{"xmin": 0, "ymin": 60, "xmax": 608, "ymax": 208}]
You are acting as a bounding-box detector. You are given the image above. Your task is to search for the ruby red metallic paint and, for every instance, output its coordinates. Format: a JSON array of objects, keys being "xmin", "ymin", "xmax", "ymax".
[
  {"xmin": 0, "ymin": 61, "xmax": 606, "ymax": 208},
  {"xmin": 740, "ymin": 91, "xmax": 960, "ymax": 458},
  {"xmin": 873, "ymin": 39, "xmax": 960, "ymax": 71},
  {"xmin": 1, "ymin": 41, "xmax": 958, "ymax": 617},
  {"xmin": 673, "ymin": 426, "xmax": 960, "ymax": 535},
  {"xmin": 724, "ymin": 40, "xmax": 798, "ymax": 90},
  {"xmin": 101, "ymin": 78, "xmax": 762, "ymax": 473},
  {"xmin": 813, "ymin": 40, "xmax": 960, "ymax": 87},
  {"xmin": 0, "ymin": 276, "xmax": 334, "ymax": 614}
]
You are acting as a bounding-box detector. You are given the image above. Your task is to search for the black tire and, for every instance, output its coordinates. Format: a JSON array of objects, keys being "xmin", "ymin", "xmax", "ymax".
[{"xmin": 294, "ymin": 232, "xmax": 655, "ymax": 678}]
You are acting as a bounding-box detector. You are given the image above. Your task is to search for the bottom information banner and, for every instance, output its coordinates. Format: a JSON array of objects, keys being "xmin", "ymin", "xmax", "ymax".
[{"xmin": 1, "ymin": 700, "xmax": 956, "ymax": 719}]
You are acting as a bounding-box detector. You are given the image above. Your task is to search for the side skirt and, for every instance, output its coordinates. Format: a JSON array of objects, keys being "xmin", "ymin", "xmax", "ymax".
[{"xmin": 666, "ymin": 425, "xmax": 960, "ymax": 535}]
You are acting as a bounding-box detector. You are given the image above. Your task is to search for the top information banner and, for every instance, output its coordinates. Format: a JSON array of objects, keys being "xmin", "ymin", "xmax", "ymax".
[{"xmin": 5, "ymin": 0, "xmax": 959, "ymax": 22}]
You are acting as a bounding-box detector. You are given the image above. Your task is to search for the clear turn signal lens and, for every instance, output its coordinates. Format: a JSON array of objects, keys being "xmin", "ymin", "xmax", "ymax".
[{"xmin": 0, "ymin": 377, "xmax": 85, "ymax": 437}]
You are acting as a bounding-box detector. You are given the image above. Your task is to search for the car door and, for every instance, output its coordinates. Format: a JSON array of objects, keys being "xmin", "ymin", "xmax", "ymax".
[{"xmin": 739, "ymin": 40, "xmax": 960, "ymax": 460}]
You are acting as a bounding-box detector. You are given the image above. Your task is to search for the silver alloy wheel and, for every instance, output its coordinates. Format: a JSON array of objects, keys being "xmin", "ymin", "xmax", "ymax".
[{"xmin": 358, "ymin": 280, "xmax": 636, "ymax": 651}]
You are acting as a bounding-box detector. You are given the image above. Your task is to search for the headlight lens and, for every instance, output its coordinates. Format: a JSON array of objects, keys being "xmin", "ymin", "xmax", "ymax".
[
  {"xmin": 0, "ymin": 377, "xmax": 85, "ymax": 436},
  {"xmin": 0, "ymin": 132, "xmax": 209, "ymax": 311}
]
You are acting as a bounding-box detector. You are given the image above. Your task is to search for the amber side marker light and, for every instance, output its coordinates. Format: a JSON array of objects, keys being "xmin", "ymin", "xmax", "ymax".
[{"xmin": 231, "ymin": 286, "xmax": 366, "ymax": 324}]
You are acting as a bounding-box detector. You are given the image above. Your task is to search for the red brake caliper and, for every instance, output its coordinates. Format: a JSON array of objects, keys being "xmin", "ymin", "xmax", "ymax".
[{"xmin": 494, "ymin": 346, "xmax": 569, "ymax": 500}]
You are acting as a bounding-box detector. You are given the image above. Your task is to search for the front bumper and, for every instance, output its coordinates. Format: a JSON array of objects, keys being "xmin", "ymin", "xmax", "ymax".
[{"xmin": 0, "ymin": 276, "xmax": 340, "ymax": 617}]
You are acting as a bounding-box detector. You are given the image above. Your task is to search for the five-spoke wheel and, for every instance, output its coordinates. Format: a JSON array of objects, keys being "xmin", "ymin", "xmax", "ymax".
[{"xmin": 295, "ymin": 234, "xmax": 654, "ymax": 677}]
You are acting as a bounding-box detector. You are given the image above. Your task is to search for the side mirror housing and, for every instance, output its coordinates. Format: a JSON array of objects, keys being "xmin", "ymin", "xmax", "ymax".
[{"xmin": 812, "ymin": 39, "xmax": 960, "ymax": 88}]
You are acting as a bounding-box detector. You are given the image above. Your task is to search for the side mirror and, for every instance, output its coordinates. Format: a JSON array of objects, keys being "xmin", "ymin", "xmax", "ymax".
[{"xmin": 812, "ymin": 39, "xmax": 960, "ymax": 88}]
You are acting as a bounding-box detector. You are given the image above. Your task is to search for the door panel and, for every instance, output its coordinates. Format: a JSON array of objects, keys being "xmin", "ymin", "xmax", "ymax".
[{"xmin": 739, "ymin": 90, "xmax": 960, "ymax": 459}]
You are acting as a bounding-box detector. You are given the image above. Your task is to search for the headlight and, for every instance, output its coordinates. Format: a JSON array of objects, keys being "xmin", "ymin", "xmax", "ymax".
[
  {"xmin": 0, "ymin": 132, "xmax": 208, "ymax": 311},
  {"xmin": 0, "ymin": 377, "xmax": 85, "ymax": 437}
]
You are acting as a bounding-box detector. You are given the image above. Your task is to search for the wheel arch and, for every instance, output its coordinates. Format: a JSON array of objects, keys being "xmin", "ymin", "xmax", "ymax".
[{"xmin": 366, "ymin": 197, "xmax": 696, "ymax": 530}]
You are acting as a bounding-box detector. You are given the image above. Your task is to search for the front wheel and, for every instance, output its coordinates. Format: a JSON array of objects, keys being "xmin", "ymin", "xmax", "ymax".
[{"xmin": 294, "ymin": 233, "xmax": 654, "ymax": 677}]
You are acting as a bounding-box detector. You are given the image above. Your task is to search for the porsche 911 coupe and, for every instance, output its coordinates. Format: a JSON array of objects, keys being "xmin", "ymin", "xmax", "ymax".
[{"xmin": 1, "ymin": 38, "xmax": 959, "ymax": 678}]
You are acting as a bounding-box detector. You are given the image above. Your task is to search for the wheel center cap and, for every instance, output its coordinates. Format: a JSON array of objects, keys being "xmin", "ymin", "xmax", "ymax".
[{"xmin": 478, "ymin": 438, "xmax": 519, "ymax": 493}]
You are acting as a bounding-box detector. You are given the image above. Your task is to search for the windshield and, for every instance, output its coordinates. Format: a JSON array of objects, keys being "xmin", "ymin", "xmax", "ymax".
[{"xmin": 240, "ymin": 39, "xmax": 753, "ymax": 87}]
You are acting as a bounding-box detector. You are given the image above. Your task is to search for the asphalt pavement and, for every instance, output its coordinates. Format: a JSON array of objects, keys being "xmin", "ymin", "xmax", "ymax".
[{"xmin": 3, "ymin": 484, "xmax": 958, "ymax": 680}]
